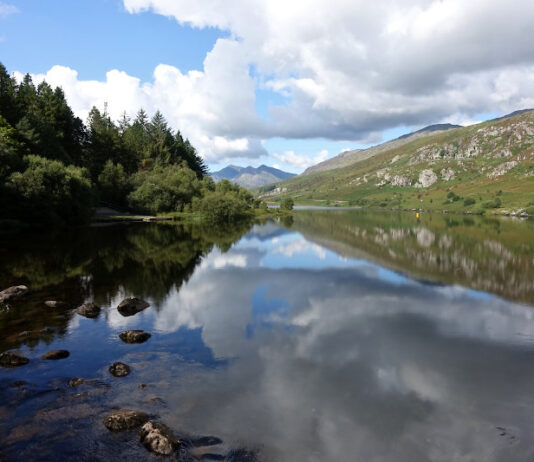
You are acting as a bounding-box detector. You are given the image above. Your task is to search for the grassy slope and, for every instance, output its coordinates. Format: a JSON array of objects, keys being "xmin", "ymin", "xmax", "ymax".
[{"xmin": 261, "ymin": 111, "xmax": 534, "ymax": 214}]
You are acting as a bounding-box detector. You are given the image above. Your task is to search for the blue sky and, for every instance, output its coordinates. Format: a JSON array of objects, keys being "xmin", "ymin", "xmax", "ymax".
[{"xmin": 1, "ymin": 0, "xmax": 531, "ymax": 172}]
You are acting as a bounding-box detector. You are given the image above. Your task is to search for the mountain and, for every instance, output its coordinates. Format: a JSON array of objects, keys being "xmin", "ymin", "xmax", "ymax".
[
  {"xmin": 211, "ymin": 165, "xmax": 296, "ymax": 188},
  {"xmin": 303, "ymin": 123, "xmax": 462, "ymax": 175},
  {"xmin": 261, "ymin": 110, "xmax": 534, "ymax": 215}
]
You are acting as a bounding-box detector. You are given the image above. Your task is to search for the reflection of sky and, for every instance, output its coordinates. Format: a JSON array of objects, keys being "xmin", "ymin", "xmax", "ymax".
[
  {"xmin": 236, "ymin": 230, "xmax": 440, "ymax": 295},
  {"xmin": 10, "ymin": 220, "xmax": 534, "ymax": 461}
]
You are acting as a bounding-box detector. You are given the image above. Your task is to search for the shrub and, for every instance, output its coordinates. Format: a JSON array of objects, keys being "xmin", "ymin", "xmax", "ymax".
[
  {"xmin": 482, "ymin": 197, "xmax": 502, "ymax": 209},
  {"xmin": 463, "ymin": 197, "xmax": 476, "ymax": 206},
  {"xmin": 525, "ymin": 206, "xmax": 534, "ymax": 216},
  {"xmin": 280, "ymin": 197, "xmax": 294, "ymax": 211},
  {"xmin": 7, "ymin": 155, "xmax": 95, "ymax": 224},
  {"xmin": 128, "ymin": 163, "xmax": 201, "ymax": 214},
  {"xmin": 199, "ymin": 191, "xmax": 251, "ymax": 222}
]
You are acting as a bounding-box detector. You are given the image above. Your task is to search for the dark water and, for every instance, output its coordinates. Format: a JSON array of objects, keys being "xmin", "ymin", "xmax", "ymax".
[{"xmin": 1, "ymin": 211, "xmax": 534, "ymax": 461}]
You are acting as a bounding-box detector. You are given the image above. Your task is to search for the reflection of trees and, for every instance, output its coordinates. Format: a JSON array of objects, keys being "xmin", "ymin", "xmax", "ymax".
[
  {"xmin": 0, "ymin": 221, "xmax": 252, "ymax": 352},
  {"xmin": 291, "ymin": 210, "xmax": 534, "ymax": 304}
]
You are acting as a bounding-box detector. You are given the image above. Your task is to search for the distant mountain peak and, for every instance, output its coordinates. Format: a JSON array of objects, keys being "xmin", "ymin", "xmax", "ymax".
[{"xmin": 211, "ymin": 164, "xmax": 296, "ymax": 188}]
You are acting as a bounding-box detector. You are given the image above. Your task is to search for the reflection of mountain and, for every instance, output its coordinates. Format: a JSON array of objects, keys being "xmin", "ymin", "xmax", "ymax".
[{"xmin": 289, "ymin": 210, "xmax": 534, "ymax": 304}]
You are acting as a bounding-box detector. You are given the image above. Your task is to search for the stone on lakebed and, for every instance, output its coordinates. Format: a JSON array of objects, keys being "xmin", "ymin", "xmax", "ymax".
[
  {"xmin": 109, "ymin": 362, "xmax": 131, "ymax": 377},
  {"xmin": 103, "ymin": 409, "xmax": 149, "ymax": 432},
  {"xmin": 0, "ymin": 285, "xmax": 29, "ymax": 303},
  {"xmin": 0, "ymin": 352, "xmax": 30, "ymax": 368},
  {"xmin": 44, "ymin": 300, "xmax": 69, "ymax": 309},
  {"xmin": 41, "ymin": 350, "xmax": 70, "ymax": 360},
  {"xmin": 138, "ymin": 420, "xmax": 181, "ymax": 456}
]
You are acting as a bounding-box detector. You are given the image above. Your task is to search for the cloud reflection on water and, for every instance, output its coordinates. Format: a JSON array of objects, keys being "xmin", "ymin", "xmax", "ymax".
[{"xmin": 138, "ymin": 229, "xmax": 534, "ymax": 461}]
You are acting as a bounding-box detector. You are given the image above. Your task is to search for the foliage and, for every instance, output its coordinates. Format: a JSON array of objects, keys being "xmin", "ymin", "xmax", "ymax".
[
  {"xmin": 0, "ymin": 61, "xmax": 245, "ymax": 226},
  {"xmin": 128, "ymin": 163, "xmax": 203, "ymax": 214},
  {"xmin": 199, "ymin": 191, "xmax": 252, "ymax": 222},
  {"xmin": 6, "ymin": 155, "xmax": 94, "ymax": 224},
  {"xmin": 97, "ymin": 160, "xmax": 131, "ymax": 206},
  {"xmin": 482, "ymin": 197, "xmax": 502, "ymax": 209},
  {"xmin": 198, "ymin": 180, "xmax": 254, "ymax": 222},
  {"xmin": 280, "ymin": 197, "xmax": 295, "ymax": 210},
  {"xmin": 463, "ymin": 197, "xmax": 476, "ymax": 206}
]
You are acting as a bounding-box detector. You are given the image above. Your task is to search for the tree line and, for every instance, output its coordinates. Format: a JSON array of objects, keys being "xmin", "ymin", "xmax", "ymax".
[{"xmin": 0, "ymin": 62, "xmax": 258, "ymax": 226}]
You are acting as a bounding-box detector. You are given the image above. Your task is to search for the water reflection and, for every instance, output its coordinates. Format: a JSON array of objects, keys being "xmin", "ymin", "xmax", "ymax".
[
  {"xmin": 1, "ymin": 213, "xmax": 534, "ymax": 461},
  {"xmin": 290, "ymin": 210, "xmax": 534, "ymax": 304}
]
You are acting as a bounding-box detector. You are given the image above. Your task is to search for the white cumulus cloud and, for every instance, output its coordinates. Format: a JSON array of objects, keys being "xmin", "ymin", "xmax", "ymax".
[
  {"xmin": 272, "ymin": 149, "xmax": 329, "ymax": 170},
  {"xmin": 17, "ymin": 1, "xmax": 534, "ymax": 165}
]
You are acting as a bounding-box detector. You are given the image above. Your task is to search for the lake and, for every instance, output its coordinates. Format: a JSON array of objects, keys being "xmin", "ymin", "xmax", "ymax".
[{"xmin": 1, "ymin": 210, "xmax": 534, "ymax": 461}]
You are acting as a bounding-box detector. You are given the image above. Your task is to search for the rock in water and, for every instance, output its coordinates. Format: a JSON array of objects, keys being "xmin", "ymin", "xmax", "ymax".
[
  {"xmin": 0, "ymin": 352, "xmax": 30, "ymax": 368},
  {"xmin": 44, "ymin": 300, "xmax": 68, "ymax": 309},
  {"xmin": 138, "ymin": 421, "xmax": 180, "ymax": 456},
  {"xmin": 0, "ymin": 285, "xmax": 29, "ymax": 303},
  {"xmin": 76, "ymin": 302, "xmax": 101, "ymax": 318},
  {"xmin": 109, "ymin": 362, "xmax": 131, "ymax": 377},
  {"xmin": 117, "ymin": 298, "xmax": 150, "ymax": 317},
  {"xmin": 41, "ymin": 350, "xmax": 70, "ymax": 360},
  {"xmin": 68, "ymin": 378, "xmax": 84, "ymax": 387},
  {"xmin": 103, "ymin": 409, "xmax": 149, "ymax": 432},
  {"xmin": 119, "ymin": 330, "xmax": 152, "ymax": 344}
]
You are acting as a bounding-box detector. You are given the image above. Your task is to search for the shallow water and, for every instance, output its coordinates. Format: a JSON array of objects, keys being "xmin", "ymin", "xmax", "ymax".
[{"xmin": 1, "ymin": 211, "xmax": 534, "ymax": 461}]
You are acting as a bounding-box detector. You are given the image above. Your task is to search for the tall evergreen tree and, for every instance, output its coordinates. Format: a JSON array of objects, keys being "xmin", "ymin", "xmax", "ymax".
[{"xmin": 0, "ymin": 63, "xmax": 18, "ymax": 124}]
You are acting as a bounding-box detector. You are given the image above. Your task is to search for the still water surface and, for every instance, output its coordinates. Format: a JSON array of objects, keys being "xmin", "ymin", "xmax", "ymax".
[{"xmin": 1, "ymin": 210, "xmax": 534, "ymax": 461}]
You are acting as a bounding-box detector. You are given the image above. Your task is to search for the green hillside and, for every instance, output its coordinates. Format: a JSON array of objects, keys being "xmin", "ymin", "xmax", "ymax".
[{"xmin": 260, "ymin": 111, "xmax": 534, "ymax": 216}]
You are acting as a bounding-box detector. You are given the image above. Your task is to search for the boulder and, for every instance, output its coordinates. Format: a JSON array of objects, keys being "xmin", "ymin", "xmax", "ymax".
[
  {"xmin": 44, "ymin": 300, "xmax": 68, "ymax": 309},
  {"xmin": 109, "ymin": 362, "xmax": 131, "ymax": 377},
  {"xmin": 0, "ymin": 285, "xmax": 29, "ymax": 303},
  {"xmin": 138, "ymin": 421, "xmax": 180, "ymax": 456},
  {"xmin": 103, "ymin": 409, "xmax": 149, "ymax": 432},
  {"xmin": 119, "ymin": 330, "xmax": 152, "ymax": 344},
  {"xmin": 0, "ymin": 352, "xmax": 30, "ymax": 368},
  {"xmin": 417, "ymin": 169, "xmax": 438, "ymax": 188},
  {"xmin": 117, "ymin": 298, "xmax": 150, "ymax": 317},
  {"xmin": 76, "ymin": 302, "xmax": 101, "ymax": 318},
  {"xmin": 41, "ymin": 350, "xmax": 70, "ymax": 360}
]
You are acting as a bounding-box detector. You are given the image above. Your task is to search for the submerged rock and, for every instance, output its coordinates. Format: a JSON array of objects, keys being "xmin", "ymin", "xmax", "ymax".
[
  {"xmin": 0, "ymin": 285, "xmax": 29, "ymax": 303},
  {"xmin": 41, "ymin": 350, "xmax": 70, "ymax": 360},
  {"xmin": 109, "ymin": 362, "xmax": 131, "ymax": 377},
  {"xmin": 138, "ymin": 421, "xmax": 180, "ymax": 456},
  {"xmin": 44, "ymin": 300, "xmax": 68, "ymax": 309},
  {"xmin": 192, "ymin": 436, "xmax": 223, "ymax": 447},
  {"xmin": 119, "ymin": 330, "xmax": 151, "ymax": 344},
  {"xmin": 68, "ymin": 378, "xmax": 84, "ymax": 387},
  {"xmin": 0, "ymin": 352, "xmax": 30, "ymax": 368},
  {"xmin": 117, "ymin": 298, "xmax": 150, "ymax": 317},
  {"xmin": 103, "ymin": 409, "xmax": 149, "ymax": 432},
  {"xmin": 76, "ymin": 302, "xmax": 101, "ymax": 318}
]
